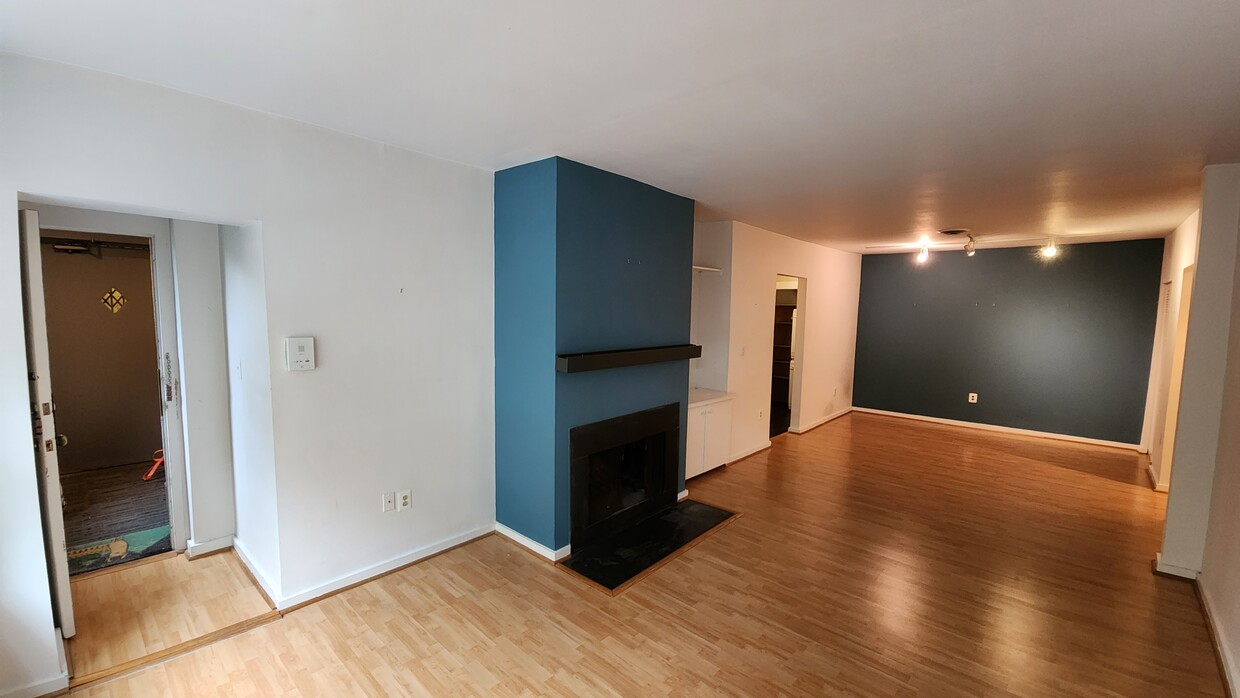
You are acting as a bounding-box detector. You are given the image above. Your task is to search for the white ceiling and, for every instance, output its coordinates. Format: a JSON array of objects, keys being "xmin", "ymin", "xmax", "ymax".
[{"xmin": 3, "ymin": 1, "xmax": 1239, "ymax": 252}]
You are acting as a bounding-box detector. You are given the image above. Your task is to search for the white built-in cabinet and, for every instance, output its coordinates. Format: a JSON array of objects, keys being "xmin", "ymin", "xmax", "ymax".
[{"xmin": 686, "ymin": 389, "xmax": 734, "ymax": 480}]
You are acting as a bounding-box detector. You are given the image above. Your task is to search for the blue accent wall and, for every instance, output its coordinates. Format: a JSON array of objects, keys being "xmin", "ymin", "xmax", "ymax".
[
  {"xmin": 494, "ymin": 158, "xmax": 558, "ymax": 547},
  {"xmin": 853, "ymin": 239, "xmax": 1164, "ymax": 444},
  {"xmin": 495, "ymin": 157, "xmax": 694, "ymax": 550},
  {"xmin": 553, "ymin": 159, "xmax": 694, "ymax": 549}
]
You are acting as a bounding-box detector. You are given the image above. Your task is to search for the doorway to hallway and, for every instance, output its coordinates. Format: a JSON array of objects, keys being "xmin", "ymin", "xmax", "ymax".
[{"xmin": 39, "ymin": 230, "xmax": 172, "ymax": 575}]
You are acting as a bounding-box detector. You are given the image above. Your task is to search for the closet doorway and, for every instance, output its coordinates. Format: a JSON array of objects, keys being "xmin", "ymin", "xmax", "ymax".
[{"xmin": 770, "ymin": 274, "xmax": 804, "ymax": 438}]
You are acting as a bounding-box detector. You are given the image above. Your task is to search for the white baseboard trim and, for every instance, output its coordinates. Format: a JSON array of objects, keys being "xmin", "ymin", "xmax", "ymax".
[
  {"xmin": 790, "ymin": 407, "xmax": 853, "ymax": 434},
  {"xmin": 851, "ymin": 407, "xmax": 1142, "ymax": 451},
  {"xmin": 1, "ymin": 672, "xmax": 68, "ymax": 698},
  {"xmin": 1198, "ymin": 580, "xmax": 1238, "ymax": 696},
  {"xmin": 1154, "ymin": 552, "xmax": 1199, "ymax": 579},
  {"xmin": 187, "ymin": 535, "xmax": 234, "ymax": 558},
  {"xmin": 730, "ymin": 440, "xmax": 772, "ymax": 463},
  {"xmin": 494, "ymin": 522, "xmax": 571, "ymax": 562},
  {"xmin": 232, "ymin": 537, "xmax": 281, "ymax": 607},
  {"xmin": 277, "ymin": 525, "xmax": 494, "ymax": 609},
  {"xmin": 1146, "ymin": 464, "xmax": 1170, "ymax": 493},
  {"xmin": 678, "ymin": 488, "xmax": 689, "ymax": 502}
]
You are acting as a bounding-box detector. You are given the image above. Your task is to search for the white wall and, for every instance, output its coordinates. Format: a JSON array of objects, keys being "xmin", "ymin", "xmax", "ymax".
[
  {"xmin": 1199, "ymin": 207, "xmax": 1240, "ymax": 692},
  {"xmin": 1144, "ymin": 211, "xmax": 1201, "ymax": 487},
  {"xmin": 0, "ymin": 54, "xmax": 495, "ymax": 694},
  {"xmin": 219, "ymin": 224, "xmax": 282, "ymax": 598},
  {"xmin": 172, "ymin": 220, "xmax": 236, "ymax": 554},
  {"xmin": 1160, "ymin": 164, "xmax": 1240, "ymax": 577},
  {"xmin": 721, "ymin": 221, "xmax": 861, "ymax": 459},
  {"xmin": 689, "ymin": 222, "xmax": 733, "ymax": 391},
  {"xmin": 0, "ymin": 240, "xmax": 65, "ymax": 697}
]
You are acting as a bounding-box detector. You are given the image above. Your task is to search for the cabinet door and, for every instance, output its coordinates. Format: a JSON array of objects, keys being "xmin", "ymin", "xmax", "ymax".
[
  {"xmin": 703, "ymin": 400, "xmax": 733, "ymax": 473},
  {"xmin": 685, "ymin": 406, "xmax": 707, "ymax": 480}
]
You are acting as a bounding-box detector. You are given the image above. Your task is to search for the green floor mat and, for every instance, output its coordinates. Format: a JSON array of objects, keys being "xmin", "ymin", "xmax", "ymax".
[{"xmin": 67, "ymin": 524, "xmax": 172, "ymax": 576}]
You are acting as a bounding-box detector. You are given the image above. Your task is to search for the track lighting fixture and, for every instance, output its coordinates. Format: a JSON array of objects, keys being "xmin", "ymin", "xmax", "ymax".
[
  {"xmin": 964, "ymin": 235, "xmax": 976, "ymax": 257},
  {"xmin": 1041, "ymin": 241, "xmax": 1058, "ymax": 258},
  {"xmin": 916, "ymin": 246, "xmax": 929, "ymax": 264}
]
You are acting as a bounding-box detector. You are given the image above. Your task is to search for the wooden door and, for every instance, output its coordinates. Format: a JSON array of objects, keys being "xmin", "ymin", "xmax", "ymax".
[{"xmin": 19, "ymin": 208, "xmax": 76, "ymax": 638}]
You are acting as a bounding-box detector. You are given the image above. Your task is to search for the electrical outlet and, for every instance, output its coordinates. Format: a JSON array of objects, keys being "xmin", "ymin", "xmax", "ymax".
[
  {"xmin": 968, "ymin": 392, "xmax": 979, "ymax": 404},
  {"xmin": 397, "ymin": 489, "xmax": 411, "ymax": 511},
  {"xmin": 759, "ymin": 409, "xmax": 764, "ymax": 420},
  {"xmin": 381, "ymin": 492, "xmax": 395, "ymax": 513},
  {"xmin": 833, "ymin": 387, "xmax": 838, "ymax": 397}
]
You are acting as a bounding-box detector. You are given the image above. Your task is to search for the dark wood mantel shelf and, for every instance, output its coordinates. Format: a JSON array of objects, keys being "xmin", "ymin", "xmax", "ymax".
[{"xmin": 556, "ymin": 344, "xmax": 702, "ymax": 374}]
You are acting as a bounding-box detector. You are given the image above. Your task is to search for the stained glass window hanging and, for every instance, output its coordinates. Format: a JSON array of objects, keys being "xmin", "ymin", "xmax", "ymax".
[{"xmin": 101, "ymin": 288, "xmax": 126, "ymax": 314}]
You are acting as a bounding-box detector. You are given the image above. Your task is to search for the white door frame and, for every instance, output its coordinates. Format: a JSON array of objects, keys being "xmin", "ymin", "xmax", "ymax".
[{"xmin": 23, "ymin": 206, "xmax": 191, "ymax": 553}]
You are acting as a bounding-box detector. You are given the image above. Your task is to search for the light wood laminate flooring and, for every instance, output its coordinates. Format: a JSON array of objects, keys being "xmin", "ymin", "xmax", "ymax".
[
  {"xmin": 73, "ymin": 413, "xmax": 1224, "ymax": 696},
  {"xmin": 69, "ymin": 550, "xmax": 274, "ymax": 683}
]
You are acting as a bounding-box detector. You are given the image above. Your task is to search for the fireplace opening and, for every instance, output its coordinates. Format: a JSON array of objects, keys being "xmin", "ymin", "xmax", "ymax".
[
  {"xmin": 585, "ymin": 432, "xmax": 664, "ymax": 527},
  {"xmin": 570, "ymin": 403, "xmax": 679, "ymax": 549}
]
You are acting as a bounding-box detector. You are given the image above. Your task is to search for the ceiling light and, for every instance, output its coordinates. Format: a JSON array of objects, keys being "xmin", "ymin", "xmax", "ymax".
[
  {"xmin": 964, "ymin": 235, "xmax": 976, "ymax": 257},
  {"xmin": 1041, "ymin": 241, "xmax": 1058, "ymax": 258},
  {"xmin": 916, "ymin": 246, "xmax": 929, "ymax": 264}
]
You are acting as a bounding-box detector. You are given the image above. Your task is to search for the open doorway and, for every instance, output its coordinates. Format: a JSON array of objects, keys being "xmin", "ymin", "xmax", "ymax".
[
  {"xmin": 21, "ymin": 203, "xmax": 272, "ymax": 686},
  {"xmin": 39, "ymin": 230, "xmax": 172, "ymax": 575},
  {"xmin": 770, "ymin": 274, "xmax": 803, "ymax": 438}
]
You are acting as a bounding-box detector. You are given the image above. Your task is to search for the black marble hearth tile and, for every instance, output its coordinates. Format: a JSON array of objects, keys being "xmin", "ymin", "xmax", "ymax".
[{"xmin": 560, "ymin": 500, "xmax": 735, "ymax": 591}]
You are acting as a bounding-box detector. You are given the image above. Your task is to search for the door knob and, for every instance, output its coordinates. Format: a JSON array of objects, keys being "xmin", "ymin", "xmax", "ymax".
[{"xmin": 56, "ymin": 434, "xmax": 69, "ymax": 447}]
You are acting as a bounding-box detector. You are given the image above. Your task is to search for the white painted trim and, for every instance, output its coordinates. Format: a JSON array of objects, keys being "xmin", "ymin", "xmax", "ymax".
[
  {"xmin": 1146, "ymin": 464, "xmax": 1170, "ymax": 493},
  {"xmin": 494, "ymin": 522, "xmax": 571, "ymax": 561},
  {"xmin": 730, "ymin": 440, "xmax": 772, "ymax": 463},
  {"xmin": 790, "ymin": 407, "xmax": 852, "ymax": 434},
  {"xmin": 1, "ymin": 672, "xmax": 68, "ymax": 698},
  {"xmin": 678, "ymin": 489, "xmax": 689, "ymax": 501},
  {"xmin": 186, "ymin": 535, "xmax": 233, "ymax": 558},
  {"xmin": 1154, "ymin": 552, "xmax": 1199, "ymax": 579},
  {"xmin": 1198, "ymin": 581, "xmax": 1239, "ymax": 695},
  {"xmin": 55, "ymin": 627, "xmax": 67, "ymax": 677},
  {"xmin": 231, "ymin": 537, "xmax": 280, "ymax": 606},
  {"xmin": 851, "ymin": 407, "xmax": 1142, "ymax": 451},
  {"xmin": 277, "ymin": 525, "xmax": 493, "ymax": 609}
]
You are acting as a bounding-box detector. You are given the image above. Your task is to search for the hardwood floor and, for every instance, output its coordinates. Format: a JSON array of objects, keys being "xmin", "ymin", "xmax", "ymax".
[
  {"xmin": 68, "ymin": 549, "xmax": 275, "ymax": 684},
  {"xmin": 72, "ymin": 413, "xmax": 1225, "ymax": 696}
]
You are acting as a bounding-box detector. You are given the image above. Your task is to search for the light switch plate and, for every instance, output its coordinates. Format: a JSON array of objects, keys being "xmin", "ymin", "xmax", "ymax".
[{"xmin": 285, "ymin": 336, "xmax": 316, "ymax": 371}]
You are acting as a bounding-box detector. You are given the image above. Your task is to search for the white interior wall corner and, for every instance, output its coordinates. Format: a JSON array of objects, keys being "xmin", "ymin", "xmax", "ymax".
[{"xmin": 1161, "ymin": 165, "xmax": 1240, "ymax": 573}]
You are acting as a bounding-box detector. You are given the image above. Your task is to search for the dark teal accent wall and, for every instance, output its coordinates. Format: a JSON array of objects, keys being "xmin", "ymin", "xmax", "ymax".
[
  {"xmin": 853, "ymin": 239, "xmax": 1163, "ymax": 444},
  {"xmin": 553, "ymin": 159, "xmax": 694, "ymax": 549},
  {"xmin": 494, "ymin": 158, "xmax": 558, "ymax": 547},
  {"xmin": 495, "ymin": 157, "xmax": 694, "ymax": 550}
]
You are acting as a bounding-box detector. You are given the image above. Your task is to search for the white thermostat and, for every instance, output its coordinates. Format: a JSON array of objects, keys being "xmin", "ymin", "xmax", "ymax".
[{"xmin": 285, "ymin": 336, "xmax": 316, "ymax": 371}]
